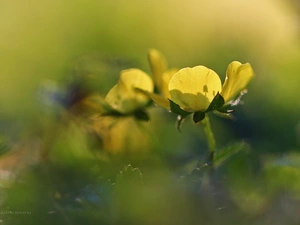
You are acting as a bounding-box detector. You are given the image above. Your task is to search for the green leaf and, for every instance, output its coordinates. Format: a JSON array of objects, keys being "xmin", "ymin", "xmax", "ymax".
[
  {"xmin": 193, "ymin": 111, "xmax": 205, "ymax": 123},
  {"xmin": 115, "ymin": 165, "xmax": 143, "ymax": 192},
  {"xmin": 169, "ymin": 99, "xmax": 192, "ymax": 118},
  {"xmin": 205, "ymin": 92, "xmax": 225, "ymax": 112},
  {"xmin": 214, "ymin": 142, "xmax": 248, "ymax": 168}
]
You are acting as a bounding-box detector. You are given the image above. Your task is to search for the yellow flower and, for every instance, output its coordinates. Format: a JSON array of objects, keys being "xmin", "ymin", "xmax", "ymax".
[
  {"xmin": 148, "ymin": 49, "xmax": 178, "ymax": 99},
  {"xmin": 105, "ymin": 69, "xmax": 154, "ymax": 114},
  {"xmin": 93, "ymin": 116, "xmax": 151, "ymax": 154},
  {"xmin": 139, "ymin": 60, "xmax": 254, "ymax": 126},
  {"xmin": 169, "ymin": 66, "xmax": 222, "ymax": 112},
  {"xmin": 169, "ymin": 61, "xmax": 254, "ymax": 113}
]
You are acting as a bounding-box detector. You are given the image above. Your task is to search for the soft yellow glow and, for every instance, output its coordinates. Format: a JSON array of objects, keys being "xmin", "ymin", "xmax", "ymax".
[{"xmin": 93, "ymin": 116, "xmax": 150, "ymax": 154}]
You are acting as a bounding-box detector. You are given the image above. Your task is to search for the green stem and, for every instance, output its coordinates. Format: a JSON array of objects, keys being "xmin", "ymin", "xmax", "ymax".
[{"xmin": 202, "ymin": 115, "xmax": 216, "ymax": 164}]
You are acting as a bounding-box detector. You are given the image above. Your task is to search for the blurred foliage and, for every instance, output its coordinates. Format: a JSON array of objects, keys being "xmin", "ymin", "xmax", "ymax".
[{"xmin": 1, "ymin": 0, "xmax": 300, "ymax": 224}]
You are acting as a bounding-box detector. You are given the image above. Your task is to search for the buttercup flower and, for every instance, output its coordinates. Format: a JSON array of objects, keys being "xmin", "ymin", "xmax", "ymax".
[
  {"xmin": 143, "ymin": 61, "xmax": 254, "ymax": 124},
  {"xmin": 169, "ymin": 61, "xmax": 254, "ymax": 112},
  {"xmin": 94, "ymin": 69, "xmax": 153, "ymax": 154},
  {"xmin": 105, "ymin": 69, "xmax": 154, "ymax": 115}
]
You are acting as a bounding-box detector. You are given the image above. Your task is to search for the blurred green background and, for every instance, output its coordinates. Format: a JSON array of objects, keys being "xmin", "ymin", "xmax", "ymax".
[{"xmin": 1, "ymin": 0, "xmax": 300, "ymax": 224}]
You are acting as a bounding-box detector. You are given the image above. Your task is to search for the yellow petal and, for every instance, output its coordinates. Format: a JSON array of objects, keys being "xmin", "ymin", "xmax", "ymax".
[
  {"xmin": 136, "ymin": 89, "xmax": 170, "ymax": 110},
  {"xmin": 169, "ymin": 66, "xmax": 222, "ymax": 112},
  {"xmin": 220, "ymin": 61, "xmax": 254, "ymax": 102},
  {"xmin": 119, "ymin": 69, "xmax": 154, "ymax": 102},
  {"xmin": 105, "ymin": 84, "xmax": 134, "ymax": 114},
  {"xmin": 148, "ymin": 49, "xmax": 167, "ymax": 91},
  {"xmin": 160, "ymin": 68, "xmax": 178, "ymax": 98},
  {"xmin": 105, "ymin": 69, "xmax": 153, "ymax": 114}
]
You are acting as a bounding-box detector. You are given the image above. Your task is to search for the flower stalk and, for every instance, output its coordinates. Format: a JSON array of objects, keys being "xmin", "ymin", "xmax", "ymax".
[{"xmin": 202, "ymin": 115, "xmax": 216, "ymax": 164}]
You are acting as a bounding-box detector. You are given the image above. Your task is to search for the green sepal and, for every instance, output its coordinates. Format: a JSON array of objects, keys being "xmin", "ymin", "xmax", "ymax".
[
  {"xmin": 193, "ymin": 111, "xmax": 205, "ymax": 123},
  {"xmin": 168, "ymin": 99, "xmax": 192, "ymax": 132},
  {"xmin": 102, "ymin": 109, "xmax": 123, "ymax": 117},
  {"xmin": 217, "ymin": 104, "xmax": 235, "ymax": 114},
  {"xmin": 169, "ymin": 99, "xmax": 192, "ymax": 118},
  {"xmin": 213, "ymin": 110, "xmax": 235, "ymax": 120},
  {"xmin": 205, "ymin": 92, "xmax": 225, "ymax": 112},
  {"xmin": 176, "ymin": 115, "xmax": 186, "ymax": 132},
  {"xmin": 102, "ymin": 108, "xmax": 150, "ymax": 122},
  {"xmin": 134, "ymin": 109, "xmax": 150, "ymax": 122}
]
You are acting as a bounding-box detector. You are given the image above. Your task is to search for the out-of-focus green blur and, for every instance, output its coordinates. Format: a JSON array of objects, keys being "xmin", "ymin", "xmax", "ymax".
[
  {"xmin": 1, "ymin": 0, "xmax": 298, "ymax": 115},
  {"xmin": 1, "ymin": 0, "xmax": 300, "ymax": 224}
]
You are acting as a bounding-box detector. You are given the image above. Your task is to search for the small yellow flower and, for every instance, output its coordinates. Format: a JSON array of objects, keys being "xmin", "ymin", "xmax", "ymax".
[
  {"xmin": 140, "ymin": 60, "xmax": 254, "ymax": 126},
  {"xmin": 105, "ymin": 69, "xmax": 154, "ymax": 114},
  {"xmin": 169, "ymin": 66, "xmax": 222, "ymax": 112},
  {"xmin": 169, "ymin": 61, "xmax": 254, "ymax": 113},
  {"xmin": 93, "ymin": 116, "xmax": 151, "ymax": 154}
]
